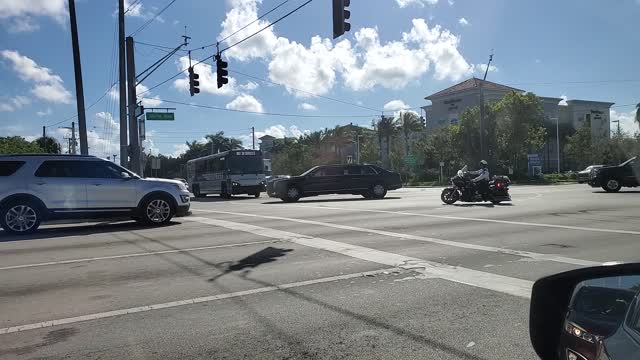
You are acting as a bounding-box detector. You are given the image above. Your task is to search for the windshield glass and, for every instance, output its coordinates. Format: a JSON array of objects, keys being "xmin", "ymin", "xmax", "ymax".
[
  {"xmin": 620, "ymin": 157, "xmax": 637, "ymax": 166},
  {"xmin": 227, "ymin": 155, "xmax": 263, "ymax": 175}
]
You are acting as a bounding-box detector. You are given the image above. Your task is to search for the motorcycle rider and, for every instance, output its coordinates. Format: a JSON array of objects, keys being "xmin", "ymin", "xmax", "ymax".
[{"xmin": 468, "ymin": 160, "xmax": 490, "ymax": 199}]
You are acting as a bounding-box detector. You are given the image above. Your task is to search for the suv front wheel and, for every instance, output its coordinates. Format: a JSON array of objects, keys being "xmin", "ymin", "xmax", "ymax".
[
  {"xmin": 139, "ymin": 195, "xmax": 174, "ymax": 225},
  {"xmin": 0, "ymin": 199, "xmax": 42, "ymax": 234}
]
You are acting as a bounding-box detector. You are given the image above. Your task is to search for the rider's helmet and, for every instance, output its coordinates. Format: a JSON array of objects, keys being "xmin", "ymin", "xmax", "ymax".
[{"xmin": 479, "ymin": 160, "xmax": 488, "ymax": 168}]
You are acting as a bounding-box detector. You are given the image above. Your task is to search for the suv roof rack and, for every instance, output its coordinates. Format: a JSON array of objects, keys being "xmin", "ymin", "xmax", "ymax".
[{"xmin": 0, "ymin": 154, "xmax": 97, "ymax": 158}]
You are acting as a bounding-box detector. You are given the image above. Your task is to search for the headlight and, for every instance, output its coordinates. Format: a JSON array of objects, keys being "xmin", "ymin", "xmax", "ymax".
[
  {"xmin": 173, "ymin": 183, "xmax": 187, "ymax": 191},
  {"xmin": 564, "ymin": 320, "xmax": 601, "ymax": 343},
  {"xmin": 232, "ymin": 182, "xmax": 240, "ymax": 187}
]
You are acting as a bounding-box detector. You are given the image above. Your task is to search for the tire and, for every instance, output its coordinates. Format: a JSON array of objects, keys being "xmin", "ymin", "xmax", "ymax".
[
  {"xmin": 221, "ymin": 184, "xmax": 232, "ymax": 199},
  {"xmin": 193, "ymin": 185, "xmax": 206, "ymax": 198},
  {"xmin": 282, "ymin": 186, "xmax": 301, "ymax": 202},
  {"xmin": 139, "ymin": 195, "xmax": 174, "ymax": 226},
  {"xmin": 252, "ymin": 192, "xmax": 261, "ymax": 198},
  {"xmin": 370, "ymin": 184, "xmax": 387, "ymax": 199},
  {"xmin": 602, "ymin": 179, "xmax": 622, "ymax": 193},
  {"xmin": 441, "ymin": 188, "xmax": 459, "ymax": 205},
  {"xmin": 0, "ymin": 199, "xmax": 42, "ymax": 234},
  {"xmin": 361, "ymin": 192, "xmax": 373, "ymax": 199}
]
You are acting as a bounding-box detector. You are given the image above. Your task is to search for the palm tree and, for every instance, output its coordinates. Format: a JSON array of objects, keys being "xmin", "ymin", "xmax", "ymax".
[
  {"xmin": 397, "ymin": 111, "xmax": 423, "ymax": 155},
  {"xmin": 377, "ymin": 116, "xmax": 397, "ymax": 167},
  {"xmin": 204, "ymin": 131, "xmax": 243, "ymax": 153}
]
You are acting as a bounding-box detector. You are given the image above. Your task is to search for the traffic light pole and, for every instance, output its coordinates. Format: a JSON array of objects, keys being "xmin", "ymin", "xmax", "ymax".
[
  {"xmin": 126, "ymin": 36, "xmax": 141, "ymax": 175},
  {"xmin": 68, "ymin": 0, "xmax": 88, "ymax": 155},
  {"xmin": 118, "ymin": 0, "xmax": 128, "ymax": 168}
]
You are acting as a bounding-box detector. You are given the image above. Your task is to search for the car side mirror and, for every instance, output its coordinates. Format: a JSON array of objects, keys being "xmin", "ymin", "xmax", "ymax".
[
  {"xmin": 121, "ymin": 172, "xmax": 132, "ymax": 180},
  {"xmin": 530, "ymin": 263, "xmax": 640, "ymax": 360}
]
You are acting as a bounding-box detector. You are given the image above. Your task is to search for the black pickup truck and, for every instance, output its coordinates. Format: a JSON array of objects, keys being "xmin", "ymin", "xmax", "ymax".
[{"xmin": 588, "ymin": 156, "xmax": 639, "ymax": 192}]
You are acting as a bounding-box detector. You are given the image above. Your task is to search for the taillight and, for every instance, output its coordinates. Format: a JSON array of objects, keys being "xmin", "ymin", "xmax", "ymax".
[{"xmin": 496, "ymin": 181, "xmax": 502, "ymax": 188}]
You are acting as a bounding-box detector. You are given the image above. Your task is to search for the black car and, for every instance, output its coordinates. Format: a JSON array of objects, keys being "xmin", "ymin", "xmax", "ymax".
[
  {"xmin": 588, "ymin": 156, "xmax": 639, "ymax": 192},
  {"xmin": 266, "ymin": 164, "xmax": 402, "ymax": 202},
  {"xmin": 577, "ymin": 165, "xmax": 603, "ymax": 184}
]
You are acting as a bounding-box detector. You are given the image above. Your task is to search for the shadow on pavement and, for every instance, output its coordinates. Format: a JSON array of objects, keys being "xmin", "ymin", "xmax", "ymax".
[
  {"xmin": 592, "ymin": 190, "xmax": 640, "ymax": 194},
  {"xmin": 121, "ymin": 231, "xmax": 487, "ymax": 360},
  {"xmin": 262, "ymin": 197, "xmax": 402, "ymax": 205},
  {"xmin": 191, "ymin": 195, "xmax": 261, "ymax": 203},
  {"xmin": 447, "ymin": 202, "xmax": 513, "ymax": 208},
  {"xmin": 0, "ymin": 221, "xmax": 180, "ymax": 242}
]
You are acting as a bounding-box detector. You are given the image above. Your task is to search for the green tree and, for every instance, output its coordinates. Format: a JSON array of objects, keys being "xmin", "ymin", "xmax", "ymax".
[
  {"xmin": 34, "ymin": 136, "xmax": 62, "ymax": 154},
  {"xmin": 564, "ymin": 126, "xmax": 593, "ymax": 169},
  {"xmin": 0, "ymin": 136, "xmax": 44, "ymax": 154},
  {"xmin": 396, "ymin": 110, "xmax": 423, "ymax": 155},
  {"xmin": 376, "ymin": 116, "xmax": 397, "ymax": 167}
]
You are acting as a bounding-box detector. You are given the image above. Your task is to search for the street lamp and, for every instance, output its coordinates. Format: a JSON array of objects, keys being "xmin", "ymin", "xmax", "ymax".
[{"xmin": 551, "ymin": 117, "xmax": 560, "ymax": 174}]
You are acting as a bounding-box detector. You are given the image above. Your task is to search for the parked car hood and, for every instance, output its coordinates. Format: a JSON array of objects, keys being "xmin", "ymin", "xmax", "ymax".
[{"xmin": 142, "ymin": 177, "xmax": 185, "ymax": 186}]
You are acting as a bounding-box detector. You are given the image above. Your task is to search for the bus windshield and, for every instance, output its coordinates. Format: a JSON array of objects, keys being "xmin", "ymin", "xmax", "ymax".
[{"xmin": 228, "ymin": 154, "xmax": 263, "ymax": 175}]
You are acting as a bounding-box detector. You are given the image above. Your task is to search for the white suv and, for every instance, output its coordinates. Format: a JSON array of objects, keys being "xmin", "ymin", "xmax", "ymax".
[{"xmin": 0, "ymin": 154, "xmax": 191, "ymax": 234}]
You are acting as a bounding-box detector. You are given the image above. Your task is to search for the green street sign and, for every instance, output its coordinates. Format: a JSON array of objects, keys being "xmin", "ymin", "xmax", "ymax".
[
  {"xmin": 403, "ymin": 154, "xmax": 418, "ymax": 166},
  {"xmin": 146, "ymin": 112, "xmax": 175, "ymax": 121}
]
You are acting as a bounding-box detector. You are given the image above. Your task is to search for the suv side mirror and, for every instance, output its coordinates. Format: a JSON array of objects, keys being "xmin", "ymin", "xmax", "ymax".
[
  {"xmin": 121, "ymin": 171, "xmax": 132, "ymax": 180},
  {"xmin": 530, "ymin": 263, "xmax": 640, "ymax": 360}
]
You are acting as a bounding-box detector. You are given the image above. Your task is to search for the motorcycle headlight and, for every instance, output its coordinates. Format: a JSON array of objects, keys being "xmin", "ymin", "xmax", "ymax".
[{"xmin": 564, "ymin": 320, "xmax": 601, "ymax": 344}]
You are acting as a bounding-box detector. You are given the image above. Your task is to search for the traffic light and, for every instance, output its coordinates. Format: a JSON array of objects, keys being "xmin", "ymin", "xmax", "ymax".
[
  {"xmin": 215, "ymin": 54, "xmax": 228, "ymax": 89},
  {"xmin": 332, "ymin": 0, "xmax": 350, "ymax": 39},
  {"xmin": 188, "ymin": 66, "xmax": 200, "ymax": 96}
]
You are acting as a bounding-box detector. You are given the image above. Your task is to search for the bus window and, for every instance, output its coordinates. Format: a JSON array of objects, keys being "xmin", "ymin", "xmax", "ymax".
[{"xmin": 228, "ymin": 154, "xmax": 263, "ymax": 175}]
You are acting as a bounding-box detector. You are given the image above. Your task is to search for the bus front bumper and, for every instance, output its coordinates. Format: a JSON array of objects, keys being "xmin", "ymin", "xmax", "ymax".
[{"xmin": 231, "ymin": 183, "xmax": 264, "ymax": 194}]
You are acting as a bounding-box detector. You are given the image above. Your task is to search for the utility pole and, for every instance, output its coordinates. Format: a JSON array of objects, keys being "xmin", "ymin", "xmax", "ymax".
[
  {"xmin": 71, "ymin": 122, "xmax": 77, "ymax": 154},
  {"xmin": 68, "ymin": 0, "xmax": 88, "ymax": 155},
  {"xmin": 552, "ymin": 117, "xmax": 560, "ymax": 174},
  {"xmin": 479, "ymin": 51, "xmax": 493, "ymax": 162},
  {"xmin": 252, "ymin": 126, "xmax": 255, "ymax": 150},
  {"xmin": 118, "ymin": 0, "xmax": 128, "ymax": 168},
  {"xmin": 125, "ymin": 36, "xmax": 141, "ymax": 175},
  {"xmin": 42, "ymin": 126, "xmax": 46, "ymax": 153}
]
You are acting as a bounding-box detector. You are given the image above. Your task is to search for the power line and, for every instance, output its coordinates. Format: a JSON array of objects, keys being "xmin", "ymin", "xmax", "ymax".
[
  {"xmin": 188, "ymin": 0, "xmax": 291, "ymax": 52},
  {"xmin": 45, "ymin": 83, "xmax": 116, "ymax": 128},
  {"xmin": 506, "ymin": 79, "xmax": 640, "ymax": 86},
  {"xmin": 144, "ymin": 97, "xmax": 379, "ymax": 118},
  {"xmin": 135, "ymin": 40, "xmax": 184, "ymax": 51},
  {"xmin": 220, "ymin": 0, "xmax": 313, "ymax": 53},
  {"xmin": 230, "ymin": 70, "xmax": 382, "ymax": 112},
  {"xmin": 124, "ymin": 0, "xmax": 142, "ymax": 15},
  {"xmin": 129, "ymin": 0, "xmax": 177, "ymax": 37},
  {"xmin": 137, "ymin": 53, "xmax": 215, "ymax": 97}
]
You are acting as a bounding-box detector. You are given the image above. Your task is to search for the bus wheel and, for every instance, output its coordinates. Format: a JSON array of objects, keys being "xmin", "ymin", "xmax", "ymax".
[
  {"xmin": 221, "ymin": 184, "xmax": 232, "ymax": 199},
  {"xmin": 193, "ymin": 185, "xmax": 206, "ymax": 198}
]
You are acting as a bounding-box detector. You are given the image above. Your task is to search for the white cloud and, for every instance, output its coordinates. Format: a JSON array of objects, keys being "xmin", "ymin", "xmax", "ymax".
[
  {"xmin": 535, "ymin": 59, "xmax": 541, "ymax": 64},
  {"xmin": 242, "ymin": 124, "xmax": 311, "ymax": 148},
  {"xmin": 0, "ymin": 95, "xmax": 30, "ymax": 112},
  {"xmin": 0, "ymin": 50, "xmax": 72, "ymax": 104},
  {"xmin": 383, "ymin": 100, "xmax": 411, "ymax": 111},
  {"xmin": 610, "ymin": 109, "xmax": 639, "ymax": 134},
  {"xmin": 0, "ymin": 0, "xmax": 67, "ymax": 23},
  {"xmin": 473, "ymin": 63, "xmax": 498, "ymax": 74},
  {"xmin": 458, "ymin": 17, "xmax": 469, "ymax": 26},
  {"xmin": 218, "ymin": 0, "xmax": 278, "ymax": 61},
  {"xmin": 124, "ymin": 0, "xmax": 144, "ymax": 17},
  {"xmin": 239, "ymin": 81, "xmax": 259, "ymax": 91},
  {"xmin": 559, "ymin": 95, "xmax": 568, "ymax": 106},
  {"xmin": 4, "ymin": 16, "xmax": 39, "ymax": 32},
  {"xmin": 447, "ymin": 0, "xmax": 454, "ymax": 5},
  {"xmin": 226, "ymin": 94, "xmax": 264, "ymax": 113},
  {"xmin": 217, "ymin": 2, "xmax": 471, "ymax": 95},
  {"xmin": 171, "ymin": 143, "xmax": 189, "ymax": 158},
  {"xmin": 36, "ymin": 107, "xmax": 52, "ymax": 116},
  {"xmin": 136, "ymin": 84, "xmax": 162, "ymax": 107},
  {"xmin": 396, "ymin": 0, "xmax": 438, "ymax": 8},
  {"xmin": 173, "ymin": 56, "xmax": 237, "ymax": 96},
  {"xmin": 298, "ymin": 102, "xmax": 317, "ymax": 111},
  {"xmin": 95, "ymin": 111, "xmax": 119, "ymax": 131}
]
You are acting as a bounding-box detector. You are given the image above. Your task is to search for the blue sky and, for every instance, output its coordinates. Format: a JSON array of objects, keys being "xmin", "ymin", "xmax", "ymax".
[{"xmin": 1, "ymin": 0, "xmax": 639, "ymax": 158}]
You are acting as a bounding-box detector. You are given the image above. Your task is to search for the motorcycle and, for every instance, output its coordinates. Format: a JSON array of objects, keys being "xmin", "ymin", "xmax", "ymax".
[{"xmin": 440, "ymin": 165, "xmax": 511, "ymax": 205}]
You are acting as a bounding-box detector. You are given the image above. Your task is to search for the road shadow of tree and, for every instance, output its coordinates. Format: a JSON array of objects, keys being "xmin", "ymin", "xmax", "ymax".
[
  {"xmin": 262, "ymin": 197, "xmax": 402, "ymax": 205},
  {"xmin": 121, "ymin": 231, "xmax": 488, "ymax": 360}
]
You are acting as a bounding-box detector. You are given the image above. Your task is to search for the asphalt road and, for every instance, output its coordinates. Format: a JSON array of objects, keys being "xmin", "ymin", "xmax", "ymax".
[{"xmin": 1, "ymin": 184, "xmax": 639, "ymax": 359}]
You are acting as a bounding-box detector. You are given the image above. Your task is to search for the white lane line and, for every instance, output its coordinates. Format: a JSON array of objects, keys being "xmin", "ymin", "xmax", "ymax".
[
  {"xmin": 231, "ymin": 202, "xmax": 640, "ymax": 236},
  {"xmin": 0, "ymin": 267, "xmax": 401, "ymax": 335},
  {"xmin": 192, "ymin": 208, "xmax": 599, "ymax": 266},
  {"xmin": 184, "ymin": 216, "xmax": 533, "ymax": 298},
  {"xmin": 0, "ymin": 240, "xmax": 281, "ymax": 271}
]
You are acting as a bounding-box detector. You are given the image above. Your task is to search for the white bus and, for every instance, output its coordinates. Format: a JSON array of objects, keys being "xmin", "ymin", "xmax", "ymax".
[{"xmin": 186, "ymin": 150, "xmax": 266, "ymax": 198}]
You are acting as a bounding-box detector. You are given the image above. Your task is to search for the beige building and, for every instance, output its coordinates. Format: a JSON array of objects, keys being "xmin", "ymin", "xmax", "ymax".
[{"xmin": 421, "ymin": 78, "xmax": 614, "ymax": 171}]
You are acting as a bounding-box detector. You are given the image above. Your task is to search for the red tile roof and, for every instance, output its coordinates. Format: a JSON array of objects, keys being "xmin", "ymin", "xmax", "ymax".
[{"xmin": 425, "ymin": 78, "xmax": 523, "ymax": 99}]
